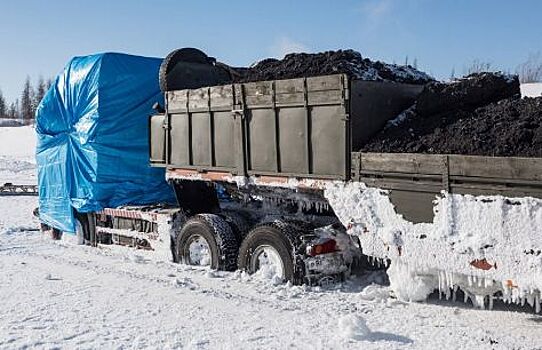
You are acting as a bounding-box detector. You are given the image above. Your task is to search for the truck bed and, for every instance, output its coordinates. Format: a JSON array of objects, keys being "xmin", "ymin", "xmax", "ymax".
[{"xmin": 150, "ymin": 73, "xmax": 542, "ymax": 223}]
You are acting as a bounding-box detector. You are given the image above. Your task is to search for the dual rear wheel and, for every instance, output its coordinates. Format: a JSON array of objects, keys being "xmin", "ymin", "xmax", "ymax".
[{"xmin": 175, "ymin": 215, "xmax": 300, "ymax": 282}]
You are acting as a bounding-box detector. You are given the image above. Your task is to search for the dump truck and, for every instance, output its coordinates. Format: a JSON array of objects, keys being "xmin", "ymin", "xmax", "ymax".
[
  {"xmin": 41, "ymin": 48, "xmax": 542, "ymax": 311},
  {"xmin": 145, "ymin": 52, "xmax": 542, "ymax": 310}
]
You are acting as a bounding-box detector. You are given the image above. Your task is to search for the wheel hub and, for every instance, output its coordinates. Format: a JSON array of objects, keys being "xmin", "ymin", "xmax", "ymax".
[
  {"xmin": 186, "ymin": 234, "xmax": 211, "ymax": 266},
  {"xmin": 251, "ymin": 245, "xmax": 285, "ymax": 279}
]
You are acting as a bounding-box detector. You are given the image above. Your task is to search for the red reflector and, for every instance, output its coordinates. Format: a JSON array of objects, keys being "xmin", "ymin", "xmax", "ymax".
[{"xmin": 307, "ymin": 239, "xmax": 337, "ymax": 256}]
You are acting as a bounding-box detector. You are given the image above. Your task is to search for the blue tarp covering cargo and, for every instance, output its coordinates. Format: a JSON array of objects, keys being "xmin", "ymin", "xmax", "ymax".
[{"xmin": 36, "ymin": 53, "xmax": 175, "ymax": 233}]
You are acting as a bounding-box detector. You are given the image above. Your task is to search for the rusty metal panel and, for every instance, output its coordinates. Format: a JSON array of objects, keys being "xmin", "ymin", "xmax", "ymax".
[
  {"xmin": 169, "ymin": 113, "xmax": 190, "ymax": 166},
  {"xmin": 311, "ymin": 105, "xmax": 346, "ymax": 176},
  {"xmin": 149, "ymin": 114, "xmax": 166, "ymax": 166},
  {"xmin": 247, "ymin": 109, "xmax": 277, "ymax": 172}
]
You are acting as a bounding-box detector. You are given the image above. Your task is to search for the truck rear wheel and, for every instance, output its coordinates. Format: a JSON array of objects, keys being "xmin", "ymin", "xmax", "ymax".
[
  {"xmin": 238, "ymin": 222, "xmax": 302, "ymax": 284},
  {"xmin": 175, "ymin": 214, "xmax": 238, "ymax": 271}
]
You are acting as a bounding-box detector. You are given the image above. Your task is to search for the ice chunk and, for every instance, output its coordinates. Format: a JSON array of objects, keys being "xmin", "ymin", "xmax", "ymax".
[{"xmin": 338, "ymin": 314, "xmax": 371, "ymax": 341}]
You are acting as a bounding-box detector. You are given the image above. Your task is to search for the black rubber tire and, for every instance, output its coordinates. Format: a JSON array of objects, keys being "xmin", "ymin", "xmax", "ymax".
[
  {"xmin": 220, "ymin": 211, "xmax": 251, "ymax": 243},
  {"xmin": 159, "ymin": 48, "xmax": 211, "ymax": 92},
  {"xmin": 175, "ymin": 214, "xmax": 238, "ymax": 271},
  {"xmin": 238, "ymin": 221, "xmax": 304, "ymax": 284},
  {"xmin": 74, "ymin": 212, "xmax": 93, "ymax": 245}
]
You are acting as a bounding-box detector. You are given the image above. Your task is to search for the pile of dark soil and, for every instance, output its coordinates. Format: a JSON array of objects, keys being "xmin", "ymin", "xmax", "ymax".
[
  {"xmin": 416, "ymin": 72, "xmax": 520, "ymax": 117},
  {"xmin": 235, "ymin": 50, "xmax": 434, "ymax": 85},
  {"xmin": 363, "ymin": 95, "xmax": 542, "ymax": 158}
]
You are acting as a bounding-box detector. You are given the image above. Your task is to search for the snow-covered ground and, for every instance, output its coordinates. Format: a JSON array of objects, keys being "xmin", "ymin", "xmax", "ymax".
[
  {"xmin": 521, "ymin": 83, "xmax": 542, "ymax": 98},
  {"xmin": 2, "ymin": 126, "xmax": 542, "ymax": 349},
  {"xmin": 0, "ymin": 125, "xmax": 37, "ymax": 185}
]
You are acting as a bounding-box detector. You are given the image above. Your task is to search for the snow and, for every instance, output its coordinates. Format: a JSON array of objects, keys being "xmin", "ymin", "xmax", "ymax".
[
  {"xmin": 324, "ymin": 181, "xmax": 542, "ymax": 309},
  {"xmin": 0, "ymin": 126, "xmax": 37, "ymax": 185},
  {"xmin": 3, "ymin": 127, "xmax": 542, "ymax": 349},
  {"xmin": 338, "ymin": 314, "xmax": 371, "ymax": 341},
  {"xmin": 521, "ymin": 83, "xmax": 542, "ymax": 98},
  {"xmin": 385, "ymin": 104, "xmax": 416, "ymax": 128}
]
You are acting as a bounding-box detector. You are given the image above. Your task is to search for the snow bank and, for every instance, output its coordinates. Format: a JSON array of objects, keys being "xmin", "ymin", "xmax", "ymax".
[
  {"xmin": 521, "ymin": 83, "xmax": 542, "ymax": 98},
  {"xmin": 0, "ymin": 126, "xmax": 36, "ymax": 159},
  {"xmin": 0, "ymin": 126, "xmax": 37, "ymax": 185}
]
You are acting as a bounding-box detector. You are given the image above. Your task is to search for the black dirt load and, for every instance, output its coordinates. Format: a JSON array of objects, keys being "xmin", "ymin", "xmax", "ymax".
[
  {"xmin": 363, "ymin": 88, "xmax": 542, "ymax": 158},
  {"xmin": 416, "ymin": 72, "xmax": 520, "ymax": 117},
  {"xmin": 235, "ymin": 49, "xmax": 434, "ymax": 85}
]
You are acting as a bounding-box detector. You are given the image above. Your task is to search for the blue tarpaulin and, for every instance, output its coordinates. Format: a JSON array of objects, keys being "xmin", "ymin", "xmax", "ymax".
[{"xmin": 36, "ymin": 53, "xmax": 175, "ymax": 233}]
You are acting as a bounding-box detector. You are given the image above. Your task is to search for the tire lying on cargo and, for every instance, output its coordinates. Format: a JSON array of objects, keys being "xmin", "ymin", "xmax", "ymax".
[
  {"xmin": 175, "ymin": 214, "xmax": 239, "ymax": 271},
  {"xmin": 238, "ymin": 221, "xmax": 303, "ymax": 284}
]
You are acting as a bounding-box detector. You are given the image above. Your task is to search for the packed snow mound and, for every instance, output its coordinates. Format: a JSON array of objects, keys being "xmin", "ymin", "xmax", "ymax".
[
  {"xmin": 338, "ymin": 315, "xmax": 371, "ymax": 341},
  {"xmin": 236, "ymin": 49, "xmax": 434, "ymax": 85},
  {"xmin": 521, "ymin": 83, "xmax": 542, "ymax": 98}
]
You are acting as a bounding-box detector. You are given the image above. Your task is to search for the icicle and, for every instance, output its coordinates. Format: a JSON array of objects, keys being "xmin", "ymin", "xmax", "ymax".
[
  {"xmin": 535, "ymin": 294, "xmax": 540, "ymax": 313},
  {"xmin": 453, "ymin": 285, "xmax": 458, "ymax": 302},
  {"xmin": 467, "ymin": 275, "xmax": 473, "ymax": 287},
  {"xmin": 475, "ymin": 295, "xmax": 485, "ymax": 310},
  {"xmin": 489, "ymin": 296, "xmax": 494, "ymax": 310},
  {"xmin": 527, "ymin": 295, "xmax": 535, "ymax": 308},
  {"xmin": 438, "ymin": 272, "xmax": 443, "ymax": 299},
  {"xmin": 463, "ymin": 292, "xmax": 468, "ymax": 303}
]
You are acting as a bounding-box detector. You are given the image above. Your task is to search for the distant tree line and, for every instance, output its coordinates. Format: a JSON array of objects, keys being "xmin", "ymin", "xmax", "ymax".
[{"xmin": 0, "ymin": 76, "xmax": 53, "ymax": 121}]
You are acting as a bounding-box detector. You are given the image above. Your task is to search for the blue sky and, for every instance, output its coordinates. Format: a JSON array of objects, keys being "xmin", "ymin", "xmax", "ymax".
[{"xmin": 1, "ymin": 0, "xmax": 541, "ymax": 103}]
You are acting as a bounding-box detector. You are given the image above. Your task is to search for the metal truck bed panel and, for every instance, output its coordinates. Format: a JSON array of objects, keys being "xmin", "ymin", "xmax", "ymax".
[
  {"xmin": 350, "ymin": 81, "xmax": 422, "ymax": 150},
  {"xmin": 151, "ymin": 74, "xmax": 422, "ymax": 179},
  {"xmin": 150, "ymin": 73, "xmax": 542, "ymax": 224},
  {"xmin": 352, "ymin": 152, "xmax": 542, "ymax": 222}
]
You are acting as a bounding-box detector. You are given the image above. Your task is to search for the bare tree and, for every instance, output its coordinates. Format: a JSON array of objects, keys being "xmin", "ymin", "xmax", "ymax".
[
  {"xmin": 516, "ymin": 52, "xmax": 542, "ymax": 83},
  {"xmin": 464, "ymin": 59, "xmax": 492, "ymax": 75}
]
